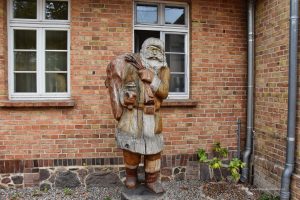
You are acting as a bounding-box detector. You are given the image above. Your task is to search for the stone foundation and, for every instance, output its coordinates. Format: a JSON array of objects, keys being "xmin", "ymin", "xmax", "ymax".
[{"xmin": 0, "ymin": 154, "xmax": 233, "ymax": 189}]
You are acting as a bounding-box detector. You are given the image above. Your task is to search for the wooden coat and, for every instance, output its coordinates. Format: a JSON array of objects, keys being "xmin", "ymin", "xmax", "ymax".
[{"xmin": 106, "ymin": 54, "xmax": 170, "ymax": 155}]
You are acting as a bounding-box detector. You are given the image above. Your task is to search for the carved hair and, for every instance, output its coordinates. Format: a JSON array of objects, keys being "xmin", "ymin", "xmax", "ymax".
[
  {"xmin": 140, "ymin": 38, "xmax": 167, "ymax": 71},
  {"xmin": 141, "ymin": 37, "xmax": 164, "ymax": 52}
]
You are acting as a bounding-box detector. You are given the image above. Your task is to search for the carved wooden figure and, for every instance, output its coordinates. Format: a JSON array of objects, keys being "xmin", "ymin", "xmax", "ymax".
[{"xmin": 105, "ymin": 38, "xmax": 170, "ymax": 193}]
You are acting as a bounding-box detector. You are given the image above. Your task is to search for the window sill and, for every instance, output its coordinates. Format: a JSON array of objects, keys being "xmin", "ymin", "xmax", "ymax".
[
  {"xmin": 0, "ymin": 99, "xmax": 196, "ymax": 108},
  {"xmin": 161, "ymin": 99, "xmax": 198, "ymax": 107},
  {"xmin": 0, "ymin": 99, "xmax": 75, "ymax": 108}
]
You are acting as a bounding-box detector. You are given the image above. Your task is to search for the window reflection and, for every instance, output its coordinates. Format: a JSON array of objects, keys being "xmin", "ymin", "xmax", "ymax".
[
  {"xmin": 165, "ymin": 34, "xmax": 185, "ymax": 52},
  {"xmin": 136, "ymin": 4, "xmax": 158, "ymax": 24},
  {"xmin": 46, "ymin": 73, "xmax": 67, "ymax": 92},
  {"xmin": 45, "ymin": 1, "xmax": 68, "ymax": 20},
  {"xmin": 14, "ymin": 52, "xmax": 36, "ymax": 71},
  {"xmin": 46, "ymin": 31, "xmax": 67, "ymax": 50},
  {"xmin": 14, "ymin": 73, "xmax": 36, "ymax": 92},
  {"xmin": 13, "ymin": 0, "xmax": 37, "ymax": 19},
  {"xmin": 166, "ymin": 54, "xmax": 185, "ymax": 73},
  {"xmin": 46, "ymin": 52, "xmax": 67, "ymax": 71},
  {"xmin": 14, "ymin": 30, "xmax": 36, "ymax": 49},
  {"xmin": 170, "ymin": 74, "xmax": 185, "ymax": 92},
  {"xmin": 165, "ymin": 6, "xmax": 185, "ymax": 25}
]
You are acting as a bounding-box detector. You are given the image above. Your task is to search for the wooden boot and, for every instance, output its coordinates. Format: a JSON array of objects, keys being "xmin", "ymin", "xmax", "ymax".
[
  {"xmin": 125, "ymin": 168, "xmax": 138, "ymax": 189},
  {"xmin": 145, "ymin": 172, "xmax": 165, "ymax": 194},
  {"xmin": 123, "ymin": 150, "xmax": 141, "ymax": 189}
]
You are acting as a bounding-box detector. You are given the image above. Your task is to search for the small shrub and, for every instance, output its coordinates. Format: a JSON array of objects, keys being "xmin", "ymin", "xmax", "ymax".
[
  {"xmin": 197, "ymin": 149, "xmax": 208, "ymax": 162},
  {"xmin": 213, "ymin": 142, "xmax": 228, "ymax": 158},
  {"xmin": 197, "ymin": 142, "xmax": 245, "ymax": 182},
  {"xmin": 229, "ymin": 158, "xmax": 245, "ymax": 181}
]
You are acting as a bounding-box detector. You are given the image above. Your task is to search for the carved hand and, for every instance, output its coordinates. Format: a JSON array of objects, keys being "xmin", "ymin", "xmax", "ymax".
[
  {"xmin": 138, "ymin": 69, "xmax": 154, "ymax": 83},
  {"xmin": 124, "ymin": 91, "xmax": 136, "ymax": 109}
]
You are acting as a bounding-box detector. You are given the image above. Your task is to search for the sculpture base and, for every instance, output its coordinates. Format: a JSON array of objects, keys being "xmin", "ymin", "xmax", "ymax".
[{"xmin": 121, "ymin": 184, "xmax": 166, "ymax": 200}]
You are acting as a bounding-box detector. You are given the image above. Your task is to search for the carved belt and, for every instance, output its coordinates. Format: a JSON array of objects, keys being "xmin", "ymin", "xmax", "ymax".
[
  {"xmin": 143, "ymin": 105, "xmax": 155, "ymax": 115},
  {"xmin": 129, "ymin": 104, "xmax": 155, "ymax": 115}
]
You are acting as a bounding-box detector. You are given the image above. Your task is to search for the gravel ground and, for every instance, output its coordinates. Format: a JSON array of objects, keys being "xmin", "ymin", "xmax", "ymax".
[
  {"xmin": 0, "ymin": 180, "xmax": 207, "ymax": 200},
  {"xmin": 0, "ymin": 180, "xmax": 265, "ymax": 200},
  {"xmin": 202, "ymin": 182, "xmax": 261, "ymax": 200}
]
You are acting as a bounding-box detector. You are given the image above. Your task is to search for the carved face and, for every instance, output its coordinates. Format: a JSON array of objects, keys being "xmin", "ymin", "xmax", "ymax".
[
  {"xmin": 140, "ymin": 38, "xmax": 167, "ymax": 70},
  {"xmin": 144, "ymin": 45, "xmax": 164, "ymax": 62}
]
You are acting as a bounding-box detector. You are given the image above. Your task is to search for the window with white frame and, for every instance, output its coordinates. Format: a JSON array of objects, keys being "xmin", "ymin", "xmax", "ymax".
[
  {"xmin": 134, "ymin": 1, "xmax": 189, "ymax": 99},
  {"xmin": 8, "ymin": 0, "xmax": 70, "ymax": 100}
]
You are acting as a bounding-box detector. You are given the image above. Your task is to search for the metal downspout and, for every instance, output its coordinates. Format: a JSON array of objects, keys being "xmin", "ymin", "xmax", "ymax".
[
  {"xmin": 241, "ymin": 0, "xmax": 255, "ymax": 183},
  {"xmin": 280, "ymin": 0, "xmax": 298, "ymax": 199}
]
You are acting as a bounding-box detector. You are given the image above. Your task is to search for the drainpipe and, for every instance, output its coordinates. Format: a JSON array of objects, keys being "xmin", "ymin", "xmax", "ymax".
[
  {"xmin": 280, "ymin": 0, "xmax": 298, "ymax": 199},
  {"xmin": 241, "ymin": 0, "xmax": 255, "ymax": 183}
]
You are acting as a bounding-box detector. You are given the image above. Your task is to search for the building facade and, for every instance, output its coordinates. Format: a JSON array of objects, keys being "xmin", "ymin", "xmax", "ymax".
[{"xmin": 0, "ymin": 0, "xmax": 298, "ymax": 199}]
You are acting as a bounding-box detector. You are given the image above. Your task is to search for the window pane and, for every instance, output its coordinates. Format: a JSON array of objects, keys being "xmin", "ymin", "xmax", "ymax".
[
  {"xmin": 46, "ymin": 73, "xmax": 67, "ymax": 92},
  {"xmin": 13, "ymin": 0, "xmax": 37, "ymax": 19},
  {"xmin": 165, "ymin": 6, "xmax": 185, "ymax": 25},
  {"xmin": 15, "ymin": 73, "xmax": 36, "ymax": 92},
  {"xmin": 136, "ymin": 4, "xmax": 158, "ymax": 24},
  {"xmin": 46, "ymin": 52, "xmax": 67, "ymax": 71},
  {"xmin": 14, "ymin": 30, "xmax": 36, "ymax": 49},
  {"xmin": 166, "ymin": 54, "xmax": 185, "ymax": 72},
  {"xmin": 165, "ymin": 34, "xmax": 185, "ymax": 52},
  {"xmin": 46, "ymin": 31, "xmax": 67, "ymax": 50},
  {"xmin": 14, "ymin": 52, "xmax": 36, "ymax": 71},
  {"xmin": 170, "ymin": 74, "xmax": 185, "ymax": 92},
  {"xmin": 46, "ymin": 1, "xmax": 68, "ymax": 20},
  {"xmin": 134, "ymin": 30, "xmax": 160, "ymax": 53}
]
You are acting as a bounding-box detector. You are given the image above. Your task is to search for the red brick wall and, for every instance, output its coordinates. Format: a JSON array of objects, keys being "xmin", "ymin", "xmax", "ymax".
[
  {"xmin": 0, "ymin": 0, "xmax": 7, "ymax": 99},
  {"xmin": 0, "ymin": 0, "xmax": 133, "ymax": 160},
  {"xmin": 254, "ymin": 0, "xmax": 300, "ymax": 199},
  {"xmin": 0, "ymin": 0, "xmax": 247, "ymax": 166},
  {"xmin": 0, "ymin": 0, "xmax": 7, "ymax": 156},
  {"xmin": 187, "ymin": 0, "xmax": 247, "ymax": 153},
  {"xmin": 67, "ymin": 0, "xmax": 133, "ymax": 158}
]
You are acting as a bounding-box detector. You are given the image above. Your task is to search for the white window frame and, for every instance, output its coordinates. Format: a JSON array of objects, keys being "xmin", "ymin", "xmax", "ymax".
[
  {"xmin": 134, "ymin": 1, "xmax": 189, "ymax": 99},
  {"xmin": 7, "ymin": 0, "xmax": 71, "ymax": 100}
]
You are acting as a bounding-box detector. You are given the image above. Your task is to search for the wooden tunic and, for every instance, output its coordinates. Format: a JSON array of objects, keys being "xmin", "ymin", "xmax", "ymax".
[{"xmin": 106, "ymin": 54, "xmax": 170, "ymax": 155}]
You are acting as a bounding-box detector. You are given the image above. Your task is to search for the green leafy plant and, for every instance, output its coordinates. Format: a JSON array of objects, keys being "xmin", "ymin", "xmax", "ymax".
[
  {"xmin": 63, "ymin": 187, "xmax": 73, "ymax": 196},
  {"xmin": 213, "ymin": 142, "xmax": 228, "ymax": 158},
  {"xmin": 209, "ymin": 157, "xmax": 224, "ymax": 180},
  {"xmin": 197, "ymin": 142, "xmax": 245, "ymax": 182},
  {"xmin": 209, "ymin": 157, "xmax": 222, "ymax": 169},
  {"xmin": 197, "ymin": 148, "xmax": 208, "ymax": 162},
  {"xmin": 229, "ymin": 158, "xmax": 246, "ymax": 181},
  {"xmin": 104, "ymin": 197, "xmax": 112, "ymax": 200},
  {"xmin": 259, "ymin": 192, "xmax": 280, "ymax": 200}
]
